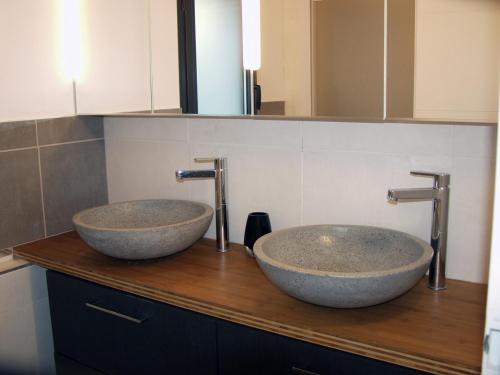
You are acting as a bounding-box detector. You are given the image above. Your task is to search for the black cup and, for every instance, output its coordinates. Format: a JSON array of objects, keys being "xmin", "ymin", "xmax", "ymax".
[{"xmin": 244, "ymin": 212, "xmax": 272, "ymax": 257}]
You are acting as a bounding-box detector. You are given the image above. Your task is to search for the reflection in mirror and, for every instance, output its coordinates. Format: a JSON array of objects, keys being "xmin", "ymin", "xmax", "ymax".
[
  {"xmin": 386, "ymin": 0, "xmax": 500, "ymax": 122},
  {"xmin": 195, "ymin": 0, "xmax": 243, "ymax": 115},
  {"xmin": 259, "ymin": 0, "xmax": 311, "ymax": 116},
  {"xmin": 178, "ymin": 0, "xmax": 244, "ymax": 115},
  {"xmin": 386, "ymin": 0, "xmax": 414, "ymax": 119},
  {"xmin": 176, "ymin": 0, "xmax": 499, "ymax": 122},
  {"xmin": 311, "ymin": 0, "xmax": 384, "ymax": 118},
  {"xmin": 259, "ymin": 0, "xmax": 385, "ymax": 118}
]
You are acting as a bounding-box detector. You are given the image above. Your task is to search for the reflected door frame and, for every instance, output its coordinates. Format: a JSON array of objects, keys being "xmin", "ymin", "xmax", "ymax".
[{"xmin": 177, "ymin": 0, "xmax": 198, "ymax": 114}]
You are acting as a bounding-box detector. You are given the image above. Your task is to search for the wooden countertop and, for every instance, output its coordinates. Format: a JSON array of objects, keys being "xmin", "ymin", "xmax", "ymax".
[{"xmin": 15, "ymin": 232, "xmax": 486, "ymax": 375}]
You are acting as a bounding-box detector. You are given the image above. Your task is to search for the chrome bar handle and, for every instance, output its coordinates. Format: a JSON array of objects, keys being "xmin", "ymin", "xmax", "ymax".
[
  {"xmin": 410, "ymin": 171, "xmax": 451, "ymax": 188},
  {"xmin": 194, "ymin": 157, "xmax": 218, "ymax": 163},
  {"xmin": 85, "ymin": 302, "xmax": 148, "ymax": 324}
]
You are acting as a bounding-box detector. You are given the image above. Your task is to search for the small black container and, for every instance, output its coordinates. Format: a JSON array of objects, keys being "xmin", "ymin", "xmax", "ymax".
[{"xmin": 244, "ymin": 212, "xmax": 272, "ymax": 257}]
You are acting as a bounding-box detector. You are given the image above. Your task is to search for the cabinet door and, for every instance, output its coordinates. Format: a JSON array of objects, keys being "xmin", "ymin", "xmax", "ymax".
[
  {"xmin": 47, "ymin": 271, "xmax": 217, "ymax": 375},
  {"xmin": 0, "ymin": 0, "xmax": 75, "ymax": 122},
  {"xmin": 414, "ymin": 0, "xmax": 500, "ymax": 122},
  {"xmin": 54, "ymin": 353, "xmax": 104, "ymax": 375},
  {"xmin": 150, "ymin": 0, "xmax": 181, "ymax": 112},
  {"xmin": 217, "ymin": 320, "xmax": 428, "ymax": 375},
  {"xmin": 75, "ymin": 0, "xmax": 152, "ymax": 114}
]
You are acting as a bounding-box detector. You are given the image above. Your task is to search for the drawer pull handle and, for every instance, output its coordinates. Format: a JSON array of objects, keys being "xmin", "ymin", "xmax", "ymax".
[
  {"xmin": 291, "ymin": 367, "xmax": 321, "ymax": 375},
  {"xmin": 85, "ymin": 302, "xmax": 148, "ymax": 324}
]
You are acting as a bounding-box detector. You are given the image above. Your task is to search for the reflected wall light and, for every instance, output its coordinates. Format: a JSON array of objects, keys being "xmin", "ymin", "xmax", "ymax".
[
  {"xmin": 242, "ymin": 0, "xmax": 261, "ymax": 70},
  {"xmin": 60, "ymin": 0, "xmax": 83, "ymax": 82},
  {"xmin": 241, "ymin": 0, "xmax": 261, "ymax": 115}
]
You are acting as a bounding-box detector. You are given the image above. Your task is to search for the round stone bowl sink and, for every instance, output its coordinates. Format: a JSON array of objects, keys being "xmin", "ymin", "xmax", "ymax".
[
  {"xmin": 73, "ymin": 200, "xmax": 213, "ymax": 260},
  {"xmin": 253, "ymin": 225, "xmax": 433, "ymax": 308}
]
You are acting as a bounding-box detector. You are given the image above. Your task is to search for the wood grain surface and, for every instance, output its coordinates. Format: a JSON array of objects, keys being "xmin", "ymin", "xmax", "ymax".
[{"xmin": 15, "ymin": 232, "xmax": 486, "ymax": 375}]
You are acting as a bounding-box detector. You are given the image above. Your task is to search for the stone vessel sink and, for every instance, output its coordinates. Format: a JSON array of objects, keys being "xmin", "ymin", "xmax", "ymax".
[
  {"xmin": 253, "ymin": 225, "xmax": 433, "ymax": 308},
  {"xmin": 73, "ymin": 200, "xmax": 213, "ymax": 260}
]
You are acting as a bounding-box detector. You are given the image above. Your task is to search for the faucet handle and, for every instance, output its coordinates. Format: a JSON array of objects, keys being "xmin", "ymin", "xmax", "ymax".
[
  {"xmin": 194, "ymin": 157, "xmax": 217, "ymax": 163},
  {"xmin": 194, "ymin": 157, "xmax": 227, "ymax": 162},
  {"xmin": 194, "ymin": 157, "xmax": 227, "ymax": 169},
  {"xmin": 410, "ymin": 171, "xmax": 450, "ymax": 188}
]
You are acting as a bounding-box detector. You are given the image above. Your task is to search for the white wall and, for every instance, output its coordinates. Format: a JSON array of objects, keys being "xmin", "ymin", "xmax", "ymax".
[
  {"xmin": 414, "ymin": 0, "xmax": 500, "ymax": 122},
  {"xmin": 0, "ymin": 0, "xmax": 75, "ymax": 122},
  {"xmin": 105, "ymin": 117, "xmax": 496, "ymax": 284},
  {"xmin": 195, "ymin": 0, "xmax": 243, "ymax": 115},
  {"xmin": 0, "ymin": 266, "xmax": 54, "ymax": 374}
]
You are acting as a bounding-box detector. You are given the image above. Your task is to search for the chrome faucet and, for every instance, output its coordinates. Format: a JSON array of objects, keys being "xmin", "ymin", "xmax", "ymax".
[
  {"xmin": 175, "ymin": 157, "xmax": 229, "ymax": 252},
  {"xmin": 387, "ymin": 171, "xmax": 450, "ymax": 291}
]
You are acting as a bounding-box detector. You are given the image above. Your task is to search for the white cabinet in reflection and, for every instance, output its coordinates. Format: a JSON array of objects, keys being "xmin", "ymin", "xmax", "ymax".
[
  {"xmin": 0, "ymin": 0, "xmax": 75, "ymax": 122},
  {"xmin": 75, "ymin": 0, "xmax": 151, "ymax": 114},
  {"xmin": 150, "ymin": 0, "xmax": 181, "ymax": 113},
  {"xmin": 414, "ymin": 0, "xmax": 500, "ymax": 122}
]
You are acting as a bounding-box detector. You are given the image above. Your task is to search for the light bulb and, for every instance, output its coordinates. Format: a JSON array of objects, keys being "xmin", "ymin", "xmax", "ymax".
[{"xmin": 241, "ymin": 0, "xmax": 261, "ymax": 70}]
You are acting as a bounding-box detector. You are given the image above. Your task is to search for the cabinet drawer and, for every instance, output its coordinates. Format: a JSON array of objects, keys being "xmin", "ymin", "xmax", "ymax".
[
  {"xmin": 47, "ymin": 271, "xmax": 217, "ymax": 375},
  {"xmin": 217, "ymin": 320, "xmax": 429, "ymax": 375},
  {"xmin": 54, "ymin": 353, "xmax": 104, "ymax": 375}
]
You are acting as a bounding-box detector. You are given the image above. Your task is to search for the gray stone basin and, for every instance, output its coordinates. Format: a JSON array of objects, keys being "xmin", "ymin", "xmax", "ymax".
[
  {"xmin": 73, "ymin": 200, "xmax": 213, "ymax": 260},
  {"xmin": 253, "ymin": 225, "xmax": 433, "ymax": 308}
]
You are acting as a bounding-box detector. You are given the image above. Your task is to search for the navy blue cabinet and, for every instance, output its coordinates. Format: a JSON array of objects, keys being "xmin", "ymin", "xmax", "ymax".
[
  {"xmin": 217, "ymin": 320, "xmax": 428, "ymax": 375},
  {"xmin": 47, "ymin": 271, "xmax": 218, "ymax": 375},
  {"xmin": 47, "ymin": 271, "xmax": 428, "ymax": 375}
]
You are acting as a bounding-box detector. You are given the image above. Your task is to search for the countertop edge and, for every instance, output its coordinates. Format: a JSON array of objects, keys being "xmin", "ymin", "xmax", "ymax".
[
  {"xmin": 15, "ymin": 250, "xmax": 480, "ymax": 375},
  {"xmin": 0, "ymin": 256, "xmax": 31, "ymax": 275}
]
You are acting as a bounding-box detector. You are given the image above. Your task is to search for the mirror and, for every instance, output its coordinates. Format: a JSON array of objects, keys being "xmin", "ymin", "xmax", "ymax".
[
  {"xmin": 388, "ymin": 0, "xmax": 500, "ymax": 122},
  {"xmin": 159, "ymin": 0, "xmax": 500, "ymax": 122}
]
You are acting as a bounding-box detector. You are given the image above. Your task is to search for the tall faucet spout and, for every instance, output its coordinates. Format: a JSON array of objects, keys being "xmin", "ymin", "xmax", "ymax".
[
  {"xmin": 387, "ymin": 187, "xmax": 438, "ymax": 201},
  {"xmin": 176, "ymin": 169, "xmax": 216, "ymax": 181},
  {"xmin": 387, "ymin": 171, "xmax": 450, "ymax": 291},
  {"xmin": 175, "ymin": 157, "xmax": 229, "ymax": 252}
]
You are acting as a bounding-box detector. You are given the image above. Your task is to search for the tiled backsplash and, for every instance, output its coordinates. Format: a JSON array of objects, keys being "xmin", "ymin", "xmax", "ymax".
[
  {"xmin": 105, "ymin": 117, "xmax": 496, "ymax": 284},
  {"xmin": 0, "ymin": 116, "xmax": 108, "ymax": 249}
]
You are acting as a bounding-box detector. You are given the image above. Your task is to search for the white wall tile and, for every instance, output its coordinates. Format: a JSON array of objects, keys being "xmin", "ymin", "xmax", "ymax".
[
  {"xmin": 303, "ymin": 151, "xmax": 379, "ymax": 226},
  {"xmin": 106, "ymin": 138, "xmax": 190, "ymax": 202},
  {"xmin": 303, "ymin": 122, "xmax": 384, "ymax": 152},
  {"xmin": 105, "ymin": 117, "xmax": 188, "ymax": 141},
  {"xmin": 303, "ymin": 122, "xmax": 454, "ymax": 156},
  {"xmin": 452, "ymin": 125, "xmax": 497, "ymax": 158},
  {"xmin": 447, "ymin": 156, "xmax": 495, "ymax": 282},
  {"xmin": 188, "ymin": 118, "xmax": 301, "ymax": 149},
  {"xmin": 187, "ymin": 143, "xmax": 302, "ymax": 243},
  {"xmin": 104, "ymin": 117, "xmax": 496, "ymax": 284}
]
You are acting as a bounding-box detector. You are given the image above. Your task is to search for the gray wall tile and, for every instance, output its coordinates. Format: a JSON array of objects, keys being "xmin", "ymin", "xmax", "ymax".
[
  {"xmin": 37, "ymin": 116, "xmax": 104, "ymax": 145},
  {"xmin": 40, "ymin": 140, "xmax": 108, "ymax": 235},
  {"xmin": 0, "ymin": 121, "xmax": 36, "ymax": 151},
  {"xmin": 0, "ymin": 150, "xmax": 44, "ymax": 248}
]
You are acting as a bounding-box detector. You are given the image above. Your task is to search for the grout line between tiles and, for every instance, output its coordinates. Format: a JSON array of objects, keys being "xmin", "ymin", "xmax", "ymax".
[
  {"xmin": 39, "ymin": 137, "xmax": 104, "ymax": 149},
  {"xmin": 0, "ymin": 146, "xmax": 37, "ymax": 153},
  {"xmin": 300, "ymin": 122, "xmax": 304, "ymax": 226},
  {"xmin": 35, "ymin": 121, "xmax": 48, "ymax": 238}
]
